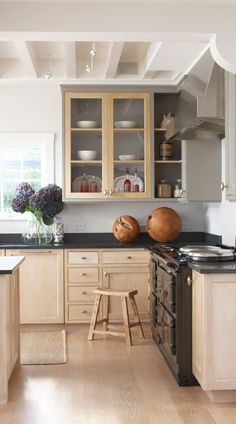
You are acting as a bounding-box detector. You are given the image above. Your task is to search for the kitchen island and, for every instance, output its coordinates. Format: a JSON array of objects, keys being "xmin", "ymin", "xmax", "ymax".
[{"xmin": 0, "ymin": 256, "xmax": 24, "ymax": 404}]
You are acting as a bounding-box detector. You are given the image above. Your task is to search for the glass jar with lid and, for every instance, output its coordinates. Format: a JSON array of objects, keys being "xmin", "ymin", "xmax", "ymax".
[
  {"xmin": 174, "ymin": 179, "xmax": 182, "ymax": 198},
  {"xmin": 157, "ymin": 180, "xmax": 171, "ymax": 198}
]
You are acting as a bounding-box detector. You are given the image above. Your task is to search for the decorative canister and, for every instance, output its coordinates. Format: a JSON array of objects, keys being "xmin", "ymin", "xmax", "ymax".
[
  {"xmin": 159, "ymin": 140, "xmax": 173, "ymax": 160},
  {"xmin": 157, "ymin": 180, "xmax": 171, "ymax": 198}
]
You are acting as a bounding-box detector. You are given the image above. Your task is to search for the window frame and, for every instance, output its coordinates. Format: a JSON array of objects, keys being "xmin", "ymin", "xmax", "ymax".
[{"xmin": 0, "ymin": 132, "xmax": 55, "ymax": 220}]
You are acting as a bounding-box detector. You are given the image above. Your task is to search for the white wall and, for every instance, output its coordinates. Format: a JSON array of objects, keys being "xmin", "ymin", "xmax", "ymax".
[{"xmin": 0, "ymin": 84, "xmax": 206, "ymax": 234}]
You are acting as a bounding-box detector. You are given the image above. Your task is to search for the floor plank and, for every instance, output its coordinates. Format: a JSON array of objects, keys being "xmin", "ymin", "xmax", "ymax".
[{"xmin": 0, "ymin": 326, "xmax": 236, "ymax": 424}]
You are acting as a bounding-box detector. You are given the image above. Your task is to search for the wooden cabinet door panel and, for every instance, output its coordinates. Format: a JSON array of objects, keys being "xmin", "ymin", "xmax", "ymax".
[
  {"xmin": 103, "ymin": 266, "xmax": 149, "ymax": 322},
  {"xmin": 6, "ymin": 249, "xmax": 64, "ymax": 324}
]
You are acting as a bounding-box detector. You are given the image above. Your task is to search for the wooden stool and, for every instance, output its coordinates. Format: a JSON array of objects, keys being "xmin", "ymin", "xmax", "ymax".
[{"xmin": 88, "ymin": 288, "xmax": 145, "ymax": 345}]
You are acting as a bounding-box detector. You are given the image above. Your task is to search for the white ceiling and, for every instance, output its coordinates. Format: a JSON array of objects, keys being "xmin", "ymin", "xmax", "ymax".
[{"xmin": 0, "ymin": 39, "xmax": 210, "ymax": 84}]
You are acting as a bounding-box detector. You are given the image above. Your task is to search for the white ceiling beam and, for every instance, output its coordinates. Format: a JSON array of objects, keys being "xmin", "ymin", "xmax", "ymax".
[
  {"xmin": 105, "ymin": 42, "xmax": 124, "ymax": 79},
  {"xmin": 140, "ymin": 41, "xmax": 162, "ymax": 79},
  {"xmin": 13, "ymin": 41, "xmax": 38, "ymax": 78},
  {"xmin": 64, "ymin": 42, "xmax": 77, "ymax": 79}
]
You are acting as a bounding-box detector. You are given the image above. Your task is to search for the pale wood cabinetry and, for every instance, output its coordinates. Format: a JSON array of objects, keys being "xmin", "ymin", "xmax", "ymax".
[
  {"xmin": 63, "ymin": 91, "xmax": 151, "ymax": 200},
  {"xmin": 64, "ymin": 248, "xmax": 150, "ymax": 323},
  {"xmin": 101, "ymin": 249, "xmax": 150, "ymax": 322},
  {"xmin": 64, "ymin": 249, "xmax": 100, "ymax": 323},
  {"xmin": 6, "ymin": 249, "xmax": 64, "ymax": 324},
  {"xmin": 192, "ymin": 270, "xmax": 236, "ymax": 402}
]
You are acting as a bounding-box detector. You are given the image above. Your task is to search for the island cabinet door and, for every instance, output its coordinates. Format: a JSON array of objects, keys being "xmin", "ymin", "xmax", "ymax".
[
  {"xmin": 6, "ymin": 249, "xmax": 64, "ymax": 324},
  {"xmin": 102, "ymin": 266, "xmax": 150, "ymax": 322},
  {"xmin": 192, "ymin": 270, "xmax": 236, "ymax": 391}
]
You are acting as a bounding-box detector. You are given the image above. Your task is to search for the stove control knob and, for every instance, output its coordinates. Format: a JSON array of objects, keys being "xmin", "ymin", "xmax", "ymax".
[{"xmin": 187, "ymin": 276, "xmax": 192, "ymax": 286}]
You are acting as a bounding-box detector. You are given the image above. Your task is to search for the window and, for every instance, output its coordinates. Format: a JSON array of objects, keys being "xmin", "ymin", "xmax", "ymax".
[{"xmin": 0, "ymin": 133, "xmax": 55, "ymax": 218}]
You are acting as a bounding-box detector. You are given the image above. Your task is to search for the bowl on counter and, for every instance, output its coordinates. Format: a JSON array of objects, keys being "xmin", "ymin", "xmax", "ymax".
[
  {"xmin": 77, "ymin": 150, "xmax": 97, "ymax": 160},
  {"xmin": 114, "ymin": 121, "xmax": 137, "ymax": 128},
  {"xmin": 76, "ymin": 120, "xmax": 97, "ymax": 128},
  {"xmin": 118, "ymin": 154, "xmax": 137, "ymax": 160}
]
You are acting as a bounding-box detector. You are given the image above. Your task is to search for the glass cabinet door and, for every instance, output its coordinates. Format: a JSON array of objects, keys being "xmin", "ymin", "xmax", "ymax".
[
  {"xmin": 64, "ymin": 92, "xmax": 107, "ymax": 198},
  {"xmin": 108, "ymin": 93, "xmax": 151, "ymax": 198}
]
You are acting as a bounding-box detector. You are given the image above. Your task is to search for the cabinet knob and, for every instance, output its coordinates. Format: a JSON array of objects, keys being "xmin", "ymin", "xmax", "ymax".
[
  {"xmin": 127, "ymin": 256, "xmax": 132, "ymax": 260},
  {"xmin": 104, "ymin": 271, "xmax": 108, "ymax": 277},
  {"xmin": 81, "ymin": 257, "xmax": 87, "ymax": 260},
  {"xmin": 81, "ymin": 291, "xmax": 87, "ymax": 295},
  {"xmin": 81, "ymin": 273, "xmax": 87, "ymax": 276},
  {"xmin": 81, "ymin": 310, "xmax": 87, "ymax": 314},
  {"xmin": 221, "ymin": 182, "xmax": 228, "ymax": 191},
  {"xmin": 187, "ymin": 276, "xmax": 192, "ymax": 286}
]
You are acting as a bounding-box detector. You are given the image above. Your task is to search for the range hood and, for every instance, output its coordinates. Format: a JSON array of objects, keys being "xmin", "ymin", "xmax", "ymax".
[{"xmin": 166, "ymin": 48, "xmax": 225, "ymax": 140}]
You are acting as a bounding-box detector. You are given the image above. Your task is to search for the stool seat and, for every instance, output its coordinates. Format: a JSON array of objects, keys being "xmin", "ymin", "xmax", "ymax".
[
  {"xmin": 88, "ymin": 287, "xmax": 144, "ymax": 345},
  {"xmin": 94, "ymin": 287, "xmax": 138, "ymax": 297}
]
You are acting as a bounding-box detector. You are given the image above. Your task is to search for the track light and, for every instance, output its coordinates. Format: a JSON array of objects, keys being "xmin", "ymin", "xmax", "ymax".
[{"xmin": 86, "ymin": 43, "xmax": 97, "ymax": 73}]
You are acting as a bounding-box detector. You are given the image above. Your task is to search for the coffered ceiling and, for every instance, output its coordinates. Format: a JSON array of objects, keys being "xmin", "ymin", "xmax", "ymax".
[{"xmin": 0, "ymin": 39, "xmax": 210, "ymax": 84}]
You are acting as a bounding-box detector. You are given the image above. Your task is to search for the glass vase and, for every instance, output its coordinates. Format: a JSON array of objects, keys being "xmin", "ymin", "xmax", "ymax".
[{"xmin": 22, "ymin": 213, "xmax": 53, "ymax": 245}]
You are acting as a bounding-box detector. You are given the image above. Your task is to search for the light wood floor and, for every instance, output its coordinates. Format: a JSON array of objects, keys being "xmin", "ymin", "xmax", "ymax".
[{"xmin": 1, "ymin": 325, "xmax": 236, "ymax": 424}]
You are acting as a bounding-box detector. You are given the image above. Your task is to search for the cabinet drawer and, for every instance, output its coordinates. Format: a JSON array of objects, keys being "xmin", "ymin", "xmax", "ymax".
[
  {"xmin": 68, "ymin": 286, "xmax": 96, "ymax": 302},
  {"xmin": 68, "ymin": 267, "xmax": 99, "ymax": 283},
  {"xmin": 67, "ymin": 251, "xmax": 99, "ymax": 265},
  {"xmin": 102, "ymin": 250, "xmax": 149, "ymax": 264},
  {"xmin": 67, "ymin": 304, "xmax": 94, "ymax": 322}
]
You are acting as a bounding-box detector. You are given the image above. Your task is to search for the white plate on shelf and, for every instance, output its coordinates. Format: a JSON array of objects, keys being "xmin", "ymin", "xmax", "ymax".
[
  {"xmin": 118, "ymin": 154, "xmax": 137, "ymax": 160},
  {"xmin": 113, "ymin": 175, "xmax": 144, "ymax": 192},
  {"xmin": 72, "ymin": 175, "xmax": 102, "ymax": 192},
  {"xmin": 76, "ymin": 120, "xmax": 97, "ymax": 128},
  {"xmin": 114, "ymin": 121, "xmax": 137, "ymax": 129}
]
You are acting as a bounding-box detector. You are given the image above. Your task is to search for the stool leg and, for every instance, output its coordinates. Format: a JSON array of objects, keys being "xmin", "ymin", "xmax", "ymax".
[
  {"xmin": 103, "ymin": 294, "xmax": 109, "ymax": 331},
  {"xmin": 88, "ymin": 294, "xmax": 102, "ymax": 341},
  {"xmin": 121, "ymin": 296, "xmax": 132, "ymax": 346},
  {"xmin": 129, "ymin": 295, "xmax": 145, "ymax": 339}
]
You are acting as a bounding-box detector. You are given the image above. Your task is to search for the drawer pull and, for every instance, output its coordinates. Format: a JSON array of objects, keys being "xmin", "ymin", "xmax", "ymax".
[
  {"xmin": 104, "ymin": 272, "xmax": 108, "ymax": 277},
  {"xmin": 81, "ymin": 257, "xmax": 87, "ymax": 260},
  {"xmin": 127, "ymin": 256, "xmax": 132, "ymax": 259},
  {"xmin": 81, "ymin": 273, "xmax": 87, "ymax": 276},
  {"xmin": 81, "ymin": 291, "xmax": 87, "ymax": 295},
  {"xmin": 81, "ymin": 310, "xmax": 87, "ymax": 314}
]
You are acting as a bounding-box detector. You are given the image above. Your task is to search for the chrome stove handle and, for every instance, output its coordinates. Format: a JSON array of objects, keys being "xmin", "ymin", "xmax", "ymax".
[{"xmin": 187, "ymin": 276, "xmax": 192, "ymax": 286}]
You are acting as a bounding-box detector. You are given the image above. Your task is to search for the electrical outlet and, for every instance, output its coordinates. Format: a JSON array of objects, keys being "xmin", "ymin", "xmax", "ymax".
[
  {"xmin": 73, "ymin": 222, "xmax": 85, "ymax": 231},
  {"xmin": 182, "ymin": 221, "xmax": 190, "ymax": 230}
]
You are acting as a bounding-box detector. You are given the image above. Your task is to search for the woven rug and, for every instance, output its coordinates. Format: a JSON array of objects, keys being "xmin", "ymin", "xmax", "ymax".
[{"xmin": 20, "ymin": 330, "xmax": 67, "ymax": 365}]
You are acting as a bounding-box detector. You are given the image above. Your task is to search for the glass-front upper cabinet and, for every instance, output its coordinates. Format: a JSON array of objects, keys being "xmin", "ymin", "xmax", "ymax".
[
  {"xmin": 64, "ymin": 92, "xmax": 107, "ymax": 199},
  {"xmin": 108, "ymin": 93, "xmax": 151, "ymax": 198}
]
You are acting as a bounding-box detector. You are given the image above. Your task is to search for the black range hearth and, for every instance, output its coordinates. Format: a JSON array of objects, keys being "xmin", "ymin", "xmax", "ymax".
[
  {"xmin": 149, "ymin": 242, "xmax": 235, "ymax": 386},
  {"xmin": 149, "ymin": 244, "xmax": 197, "ymax": 386}
]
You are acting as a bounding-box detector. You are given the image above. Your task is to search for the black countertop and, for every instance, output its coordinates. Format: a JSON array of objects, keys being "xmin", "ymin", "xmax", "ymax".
[
  {"xmin": 0, "ymin": 256, "xmax": 25, "ymax": 274},
  {"xmin": 2, "ymin": 231, "xmax": 235, "ymax": 273},
  {"xmin": 0, "ymin": 231, "xmax": 222, "ymax": 250}
]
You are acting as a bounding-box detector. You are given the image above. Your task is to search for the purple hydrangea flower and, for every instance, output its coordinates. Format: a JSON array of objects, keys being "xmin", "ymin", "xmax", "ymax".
[
  {"xmin": 29, "ymin": 184, "xmax": 63, "ymax": 218},
  {"xmin": 11, "ymin": 193, "xmax": 27, "ymax": 213},
  {"xmin": 16, "ymin": 182, "xmax": 35, "ymax": 199}
]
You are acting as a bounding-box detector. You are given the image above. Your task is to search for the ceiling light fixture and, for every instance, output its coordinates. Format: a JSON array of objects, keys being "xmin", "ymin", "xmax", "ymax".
[
  {"xmin": 44, "ymin": 54, "xmax": 52, "ymax": 79},
  {"xmin": 86, "ymin": 42, "xmax": 97, "ymax": 73}
]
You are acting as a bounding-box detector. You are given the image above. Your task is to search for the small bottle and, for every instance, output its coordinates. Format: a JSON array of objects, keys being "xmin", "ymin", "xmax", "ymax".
[
  {"xmin": 133, "ymin": 168, "xmax": 140, "ymax": 192},
  {"xmin": 159, "ymin": 140, "xmax": 173, "ymax": 160},
  {"xmin": 90, "ymin": 176, "xmax": 98, "ymax": 192},
  {"xmin": 124, "ymin": 168, "xmax": 131, "ymax": 192},
  {"xmin": 81, "ymin": 173, "xmax": 89, "ymax": 192},
  {"xmin": 174, "ymin": 179, "xmax": 182, "ymax": 198}
]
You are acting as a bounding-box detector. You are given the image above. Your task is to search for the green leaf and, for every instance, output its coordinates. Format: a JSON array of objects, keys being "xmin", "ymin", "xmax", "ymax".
[{"xmin": 43, "ymin": 215, "xmax": 54, "ymax": 226}]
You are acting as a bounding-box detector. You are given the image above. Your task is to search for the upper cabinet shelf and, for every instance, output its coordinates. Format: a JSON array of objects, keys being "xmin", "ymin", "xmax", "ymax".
[{"xmin": 63, "ymin": 91, "xmax": 151, "ymax": 200}]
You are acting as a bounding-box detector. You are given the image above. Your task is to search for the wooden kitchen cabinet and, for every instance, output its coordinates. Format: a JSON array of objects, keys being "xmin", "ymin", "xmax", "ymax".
[
  {"xmin": 63, "ymin": 91, "xmax": 151, "ymax": 200},
  {"xmin": 154, "ymin": 92, "xmax": 222, "ymax": 201},
  {"xmin": 224, "ymin": 72, "xmax": 236, "ymax": 200},
  {"xmin": 64, "ymin": 248, "xmax": 150, "ymax": 323},
  {"xmin": 64, "ymin": 249, "xmax": 100, "ymax": 323},
  {"xmin": 192, "ymin": 270, "xmax": 236, "ymax": 402},
  {"xmin": 102, "ymin": 249, "xmax": 150, "ymax": 322},
  {"xmin": 6, "ymin": 249, "xmax": 64, "ymax": 324}
]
